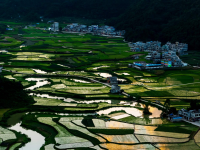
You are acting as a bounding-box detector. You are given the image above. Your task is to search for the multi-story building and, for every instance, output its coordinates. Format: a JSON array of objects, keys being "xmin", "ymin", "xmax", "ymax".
[
  {"xmin": 107, "ymin": 77, "xmax": 118, "ymax": 85},
  {"xmin": 110, "ymin": 85, "xmax": 121, "ymax": 94},
  {"xmin": 178, "ymin": 109, "xmax": 200, "ymax": 121},
  {"xmin": 50, "ymin": 22, "xmax": 59, "ymax": 32},
  {"xmin": 130, "ymin": 41, "xmax": 188, "ymax": 68}
]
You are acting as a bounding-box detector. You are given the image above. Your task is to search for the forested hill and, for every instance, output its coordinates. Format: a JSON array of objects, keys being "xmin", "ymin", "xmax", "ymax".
[
  {"xmin": 0, "ymin": 0, "xmax": 134, "ymax": 20},
  {"xmin": 107, "ymin": 0, "xmax": 200, "ymax": 50},
  {"xmin": 1, "ymin": 0, "xmax": 200, "ymax": 50}
]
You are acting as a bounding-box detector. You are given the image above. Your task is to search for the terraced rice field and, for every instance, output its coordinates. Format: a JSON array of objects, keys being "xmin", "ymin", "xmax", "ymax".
[
  {"xmin": 9, "ymin": 143, "xmax": 21, "ymax": 150},
  {"xmin": 134, "ymin": 125, "xmax": 190, "ymax": 138},
  {"xmin": 1, "ymin": 27, "xmax": 200, "ymax": 150},
  {"xmin": 44, "ymin": 144, "xmax": 55, "ymax": 150},
  {"xmin": 0, "ymin": 126, "xmax": 16, "ymax": 141},
  {"xmin": 59, "ymin": 119, "xmax": 106, "ymax": 142},
  {"xmin": 155, "ymin": 140, "xmax": 200, "ymax": 150},
  {"xmin": 100, "ymin": 143, "xmax": 156, "ymax": 150},
  {"xmin": 38, "ymin": 117, "xmax": 89, "ymax": 146},
  {"xmin": 194, "ymin": 129, "xmax": 200, "ymax": 146},
  {"xmin": 99, "ymin": 134, "xmax": 139, "ymax": 143},
  {"xmin": 136, "ymin": 134, "xmax": 189, "ymax": 143},
  {"xmin": 91, "ymin": 120, "xmax": 135, "ymax": 129}
]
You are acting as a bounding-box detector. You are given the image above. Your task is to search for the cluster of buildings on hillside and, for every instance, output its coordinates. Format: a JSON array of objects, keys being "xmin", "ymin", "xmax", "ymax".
[
  {"xmin": 62, "ymin": 23, "xmax": 125, "ymax": 37},
  {"xmin": 168, "ymin": 108, "xmax": 200, "ymax": 122},
  {"xmin": 178, "ymin": 109, "xmax": 200, "ymax": 122},
  {"xmin": 129, "ymin": 41, "xmax": 189, "ymax": 70},
  {"xmin": 107, "ymin": 77, "xmax": 121, "ymax": 94},
  {"xmin": 23, "ymin": 21, "xmax": 125, "ymax": 37},
  {"xmin": 129, "ymin": 41, "xmax": 188, "ymax": 56},
  {"xmin": 32, "ymin": 21, "xmax": 125, "ymax": 37}
]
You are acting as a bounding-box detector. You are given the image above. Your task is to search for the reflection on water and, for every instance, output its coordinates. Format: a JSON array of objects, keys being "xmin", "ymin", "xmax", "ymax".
[
  {"xmin": 148, "ymin": 107, "xmax": 162, "ymax": 118},
  {"xmin": 9, "ymin": 123, "xmax": 45, "ymax": 150},
  {"xmin": 97, "ymin": 107, "xmax": 143, "ymax": 117},
  {"xmin": 0, "ymin": 50, "xmax": 8, "ymax": 53},
  {"xmin": 94, "ymin": 73, "xmax": 112, "ymax": 78},
  {"xmin": 25, "ymin": 78, "xmax": 50, "ymax": 90},
  {"xmin": 122, "ymin": 73, "xmax": 130, "ymax": 75},
  {"xmin": 93, "ymin": 66, "xmax": 109, "ymax": 70},
  {"xmin": 29, "ymin": 112, "xmax": 96, "ymax": 116},
  {"xmin": 57, "ymin": 64, "xmax": 70, "ymax": 68},
  {"xmin": 20, "ymin": 45, "xmax": 26, "ymax": 48},
  {"xmin": 32, "ymin": 69, "xmax": 47, "ymax": 74},
  {"xmin": 78, "ymin": 100, "xmax": 111, "ymax": 104},
  {"xmin": 29, "ymin": 93, "xmax": 75, "ymax": 103},
  {"xmin": 27, "ymin": 93, "xmax": 162, "ymax": 118},
  {"xmin": 70, "ymin": 79, "xmax": 90, "ymax": 83},
  {"xmin": 97, "ymin": 106, "xmax": 162, "ymax": 118},
  {"xmin": 117, "ymin": 79, "xmax": 126, "ymax": 82}
]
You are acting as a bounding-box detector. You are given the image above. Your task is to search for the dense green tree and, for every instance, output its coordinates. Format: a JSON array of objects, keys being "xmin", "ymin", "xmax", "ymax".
[
  {"xmin": 23, "ymin": 12, "xmax": 40, "ymax": 22},
  {"xmin": 0, "ymin": 24, "xmax": 7, "ymax": 34},
  {"xmin": 0, "ymin": 77, "xmax": 35, "ymax": 108},
  {"xmin": 164, "ymin": 98, "xmax": 171, "ymax": 110},
  {"xmin": 190, "ymin": 100, "xmax": 197, "ymax": 109},
  {"xmin": 143, "ymin": 101, "xmax": 152, "ymax": 115},
  {"xmin": 59, "ymin": 26, "xmax": 62, "ymax": 31}
]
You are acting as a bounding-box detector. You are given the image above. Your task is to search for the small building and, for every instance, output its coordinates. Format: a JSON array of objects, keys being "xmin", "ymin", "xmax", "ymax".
[
  {"xmin": 47, "ymin": 20, "xmax": 54, "ymax": 24},
  {"xmin": 168, "ymin": 115, "xmax": 183, "ymax": 122},
  {"xmin": 131, "ymin": 62, "xmax": 163, "ymax": 70},
  {"xmin": 6, "ymin": 28, "xmax": 13, "ymax": 31},
  {"xmin": 50, "ymin": 22, "xmax": 59, "ymax": 32},
  {"xmin": 107, "ymin": 77, "xmax": 118, "ymax": 85},
  {"xmin": 178, "ymin": 109, "xmax": 200, "ymax": 121},
  {"xmin": 132, "ymin": 55, "xmax": 140, "ymax": 59},
  {"xmin": 110, "ymin": 85, "xmax": 121, "ymax": 94},
  {"xmin": 145, "ymin": 55, "xmax": 152, "ymax": 60}
]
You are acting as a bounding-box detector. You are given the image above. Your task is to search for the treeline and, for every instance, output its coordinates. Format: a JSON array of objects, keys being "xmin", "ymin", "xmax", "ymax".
[
  {"xmin": 107, "ymin": 0, "xmax": 200, "ymax": 50},
  {"xmin": 0, "ymin": 0, "xmax": 134, "ymax": 21},
  {"xmin": 0, "ymin": 77, "xmax": 35, "ymax": 108}
]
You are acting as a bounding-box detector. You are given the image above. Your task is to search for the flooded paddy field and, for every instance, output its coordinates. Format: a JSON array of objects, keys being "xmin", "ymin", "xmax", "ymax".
[{"xmin": 1, "ymin": 27, "xmax": 200, "ymax": 150}]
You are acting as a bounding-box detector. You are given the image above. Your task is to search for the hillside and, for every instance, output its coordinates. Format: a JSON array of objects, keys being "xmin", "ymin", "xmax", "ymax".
[
  {"xmin": 107, "ymin": 0, "xmax": 200, "ymax": 50},
  {"xmin": 0, "ymin": 0, "xmax": 134, "ymax": 21},
  {"xmin": 1, "ymin": 0, "xmax": 200, "ymax": 50}
]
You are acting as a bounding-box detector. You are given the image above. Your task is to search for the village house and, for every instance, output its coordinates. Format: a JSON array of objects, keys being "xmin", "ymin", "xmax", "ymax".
[
  {"xmin": 178, "ymin": 109, "xmax": 200, "ymax": 121},
  {"xmin": 107, "ymin": 77, "xmax": 118, "ymax": 85},
  {"xmin": 49, "ymin": 22, "xmax": 59, "ymax": 32},
  {"xmin": 168, "ymin": 115, "xmax": 183, "ymax": 122},
  {"xmin": 129, "ymin": 62, "xmax": 163, "ymax": 70},
  {"xmin": 110, "ymin": 85, "xmax": 121, "ymax": 94},
  {"xmin": 47, "ymin": 20, "xmax": 54, "ymax": 24},
  {"xmin": 132, "ymin": 55, "xmax": 140, "ymax": 59},
  {"xmin": 130, "ymin": 41, "xmax": 188, "ymax": 55}
]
